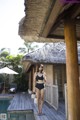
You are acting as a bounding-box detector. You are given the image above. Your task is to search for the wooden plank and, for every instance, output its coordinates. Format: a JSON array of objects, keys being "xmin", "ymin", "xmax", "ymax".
[
  {"xmin": 43, "ymin": 103, "xmax": 65, "ymax": 120},
  {"xmin": 8, "ymin": 93, "xmax": 33, "ymax": 111},
  {"xmin": 7, "ymin": 93, "xmax": 65, "ymax": 120}
]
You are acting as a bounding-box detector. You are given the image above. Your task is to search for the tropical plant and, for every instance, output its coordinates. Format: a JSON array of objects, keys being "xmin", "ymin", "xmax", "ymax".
[
  {"xmin": 6, "ymin": 54, "xmax": 23, "ymax": 71},
  {"xmin": 0, "ymin": 51, "xmax": 10, "ymax": 58},
  {"xmin": 0, "ymin": 48, "xmax": 29, "ymax": 92},
  {"xmin": 18, "ymin": 42, "xmax": 38, "ymax": 54},
  {"xmin": 14, "ymin": 72, "xmax": 29, "ymax": 91}
]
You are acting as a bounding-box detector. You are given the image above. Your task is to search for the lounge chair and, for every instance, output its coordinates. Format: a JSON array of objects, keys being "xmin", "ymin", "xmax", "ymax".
[{"xmin": 9, "ymin": 83, "xmax": 17, "ymax": 93}]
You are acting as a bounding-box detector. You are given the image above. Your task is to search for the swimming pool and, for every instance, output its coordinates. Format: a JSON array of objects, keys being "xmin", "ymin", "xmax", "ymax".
[
  {"xmin": 8, "ymin": 110, "xmax": 35, "ymax": 120},
  {"xmin": 0, "ymin": 97, "xmax": 35, "ymax": 120},
  {"xmin": 0, "ymin": 98, "xmax": 11, "ymax": 120}
]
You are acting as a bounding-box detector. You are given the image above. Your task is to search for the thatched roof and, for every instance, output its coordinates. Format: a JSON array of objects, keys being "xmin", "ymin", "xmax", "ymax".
[
  {"xmin": 19, "ymin": 0, "xmax": 53, "ymax": 35},
  {"xmin": 19, "ymin": 1, "xmax": 80, "ymax": 42},
  {"xmin": 23, "ymin": 42, "xmax": 80, "ymax": 64},
  {"xmin": 19, "ymin": 0, "xmax": 57, "ymax": 42},
  {"xmin": 22, "ymin": 42, "xmax": 66, "ymax": 64}
]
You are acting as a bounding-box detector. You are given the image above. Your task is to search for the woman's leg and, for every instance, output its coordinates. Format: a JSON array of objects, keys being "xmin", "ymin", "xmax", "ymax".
[
  {"xmin": 39, "ymin": 89, "xmax": 44, "ymax": 113},
  {"xmin": 36, "ymin": 88, "xmax": 41, "ymax": 113}
]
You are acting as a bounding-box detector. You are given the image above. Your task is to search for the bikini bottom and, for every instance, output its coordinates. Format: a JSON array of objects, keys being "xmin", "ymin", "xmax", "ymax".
[{"xmin": 35, "ymin": 83, "xmax": 44, "ymax": 90}]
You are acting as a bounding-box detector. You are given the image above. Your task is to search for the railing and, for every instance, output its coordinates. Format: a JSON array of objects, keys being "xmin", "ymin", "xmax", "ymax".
[{"xmin": 45, "ymin": 84, "xmax": 58, "ymax": 110}]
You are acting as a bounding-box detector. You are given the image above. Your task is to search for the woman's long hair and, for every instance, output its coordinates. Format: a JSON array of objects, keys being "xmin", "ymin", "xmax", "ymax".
[{"xmin": 36, "ymin": 64, "xmax": 43, "ymax": 73}]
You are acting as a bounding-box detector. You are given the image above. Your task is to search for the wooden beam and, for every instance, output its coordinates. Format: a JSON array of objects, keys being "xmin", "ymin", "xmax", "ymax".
[
  {"xmin": 64, "ymin": 4, "xmax": 80, "ymax": 19},
  {"xmin": 22, "ymin": 36, "xmax": 64, "ymax": 42},
  {"xmin": 41, "ymin": 0, "xmax": 64, "ymax": 37},
  {"xmin": 50, "ymin": 4, "xmax": 80, "ymax": 34},
  {"xmin": 48, "ymin": 4, "xmax": 80, "ymax": 38},
  {"xmin": 48, "ymin": 34, "xmax": 64, "ymax": 39},
  {"xmin": 48, "ymin": 34, "xmax": 80, "ymax": 41},
  {"xmin": 71, "ymin": 5, "xmax": 80, "ymax": 19},
  {"xmin": 64, "ymin": 18, "xmax": 80, "ymax": 120}
]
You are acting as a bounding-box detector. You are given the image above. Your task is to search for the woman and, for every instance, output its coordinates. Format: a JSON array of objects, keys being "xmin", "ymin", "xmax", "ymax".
[{"xmin": 34, "ymin": 64, "xmax": 46, "ymax": 115}]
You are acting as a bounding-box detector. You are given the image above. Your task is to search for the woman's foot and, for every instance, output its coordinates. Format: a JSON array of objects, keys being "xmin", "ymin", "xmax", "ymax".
[
  {"xmin": 38, "ymin": 113, "xmax": 42, "ymax": 116},
  {"xmin": 38, "ymin": 112, "xmax": 45, "ymax": 116},
  {"xmin": 38, "ymin": 111, "xmax": 42, "ymax": 116}
]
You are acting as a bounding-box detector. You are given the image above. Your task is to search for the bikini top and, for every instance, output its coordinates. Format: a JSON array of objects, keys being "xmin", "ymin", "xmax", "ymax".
[{"xmin": 36, "ymin": 74, "xmax": 44, "ymax": 81}]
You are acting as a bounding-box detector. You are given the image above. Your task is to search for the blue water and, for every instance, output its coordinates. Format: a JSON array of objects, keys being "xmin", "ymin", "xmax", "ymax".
[
  {"xmin": 9, "ymin": 111, "xmax": 35, "ymax": 120},
  {"xmin": 0, "ymin": 99, "xmax": 10, "ymax": 113},
  {"xmin": 0, "ymin": 98, "xmax": 11, "ymax": 120},
  {"xmin": 0, "ymin": 99, "xmax": 35, "ymax": 120}
]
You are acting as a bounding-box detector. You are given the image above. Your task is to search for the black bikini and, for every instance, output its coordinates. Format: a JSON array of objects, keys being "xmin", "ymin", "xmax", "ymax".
[{"xmin": 35, "ymin": 74, "xmax": 44, "ymax": 90}]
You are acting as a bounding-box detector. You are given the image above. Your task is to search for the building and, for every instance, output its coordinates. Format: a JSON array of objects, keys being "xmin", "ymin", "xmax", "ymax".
[{"xmin": 19, "ymin": 1, "xmax": 80, "ymax": 120}]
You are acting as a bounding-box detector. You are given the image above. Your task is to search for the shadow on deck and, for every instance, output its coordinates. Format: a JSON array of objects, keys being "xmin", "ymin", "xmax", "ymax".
[{"xmin": 7, "ymin": 93, "xmax": 66, "ymax": 120}]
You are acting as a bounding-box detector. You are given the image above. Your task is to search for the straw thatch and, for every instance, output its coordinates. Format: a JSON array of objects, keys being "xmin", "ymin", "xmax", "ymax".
[
  {"xmin": 19, "ymin": 1, "xmax": 80, "ymax": 42},
  {"xmin": 18, "ymin": 0, "xmax": 59, "ymax": 42},
  {"xmin": 22, "ymin": 42, "xmax": 80, "ymax": 64},
  {"xmin": 22, "ymin": 42, "xmax": 65, "ymax": 64},
  {"xmin": 19, "ymin": 0, "xmax": 54, "ymax": 36}
]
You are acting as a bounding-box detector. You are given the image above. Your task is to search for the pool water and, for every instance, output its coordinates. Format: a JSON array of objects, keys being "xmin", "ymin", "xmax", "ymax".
[
  {"xmin": 8, "ymin": 111, "xmax": 35, "ymax": 120},
  {"xmin": 0, "ymin": 99, "xmax": 35, "ymax": 120},
  {"xmin": 0, "ymin": 98, "xmax": 11, "ymax": 120},
  {"xmin": 0, "ymin": 99, "xmax": 10, "ymax": 113}
]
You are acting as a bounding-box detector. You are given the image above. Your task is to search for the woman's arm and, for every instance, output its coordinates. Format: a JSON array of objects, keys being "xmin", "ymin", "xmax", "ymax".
[{"xmin": 43, "ymin": 72, "xmax": 47, "ymax": 83}]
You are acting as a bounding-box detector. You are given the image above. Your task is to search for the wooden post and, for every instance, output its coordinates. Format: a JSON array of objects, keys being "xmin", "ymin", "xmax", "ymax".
[
  {"xmin": 64, "ymin": 18, "xmax": 80, "ymax": 120},
  {"xmin": 31, "ymin": 68, "xmax": 33, "ymax": 91},
  {"xmin": 32, "ymin": 67, "xmax": 35, "ymax": 92},
  {"xmin": 29, "ymin": 72, "xmax": 31, "ymax": 90}
]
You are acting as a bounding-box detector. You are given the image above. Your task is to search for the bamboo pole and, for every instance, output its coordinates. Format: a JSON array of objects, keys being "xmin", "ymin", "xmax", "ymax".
[{"xmin": 64, "ymin": 18, "xmax": 80, "ymax": 120}]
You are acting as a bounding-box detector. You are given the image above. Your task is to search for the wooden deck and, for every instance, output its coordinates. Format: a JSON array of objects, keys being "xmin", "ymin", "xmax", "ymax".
[
  {"xmin": 7, "ymin": 93, "xmax": 66, "ymax": 120},
  {"xmin": 8, "ymin": 93, "xmax": 32, "ymax": 111}
]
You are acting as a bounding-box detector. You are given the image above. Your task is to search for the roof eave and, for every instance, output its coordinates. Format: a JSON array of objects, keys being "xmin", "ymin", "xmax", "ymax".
[{"xmin": 18, "ymin": 0, "xmax": 64, "ymax": 42}]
